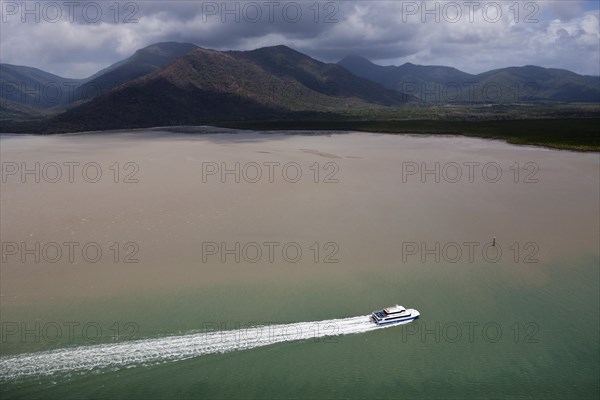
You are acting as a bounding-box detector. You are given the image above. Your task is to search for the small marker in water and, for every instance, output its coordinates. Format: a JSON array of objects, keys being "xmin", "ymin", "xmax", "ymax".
[{"xmin": 492, "ymin": 236, "xmax": 496, "ymax": 246}]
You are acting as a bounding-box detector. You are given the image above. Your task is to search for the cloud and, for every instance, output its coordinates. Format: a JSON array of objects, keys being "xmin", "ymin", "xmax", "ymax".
[
  {"xmin": 527, "ymin": 12, "xmax": 600, "ymax": 75},
  {"xmin": 0, "ymin": 0, "xmax": 598, "ymax": 77}
]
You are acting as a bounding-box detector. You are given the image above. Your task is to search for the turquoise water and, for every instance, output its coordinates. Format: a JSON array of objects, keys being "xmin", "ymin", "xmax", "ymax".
[
  {"xmin": 0, "ymin": 131, "xmax": 598, "ymax": 399},
  {"xmin": 2, "ymin": 256, "xmax": 598, "ymax": 399}
]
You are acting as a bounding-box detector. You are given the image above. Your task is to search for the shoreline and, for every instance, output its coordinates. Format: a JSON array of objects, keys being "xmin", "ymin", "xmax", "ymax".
[{"xmin": 2, "ymin": 119, "xmax": 599, "ymax": 152}]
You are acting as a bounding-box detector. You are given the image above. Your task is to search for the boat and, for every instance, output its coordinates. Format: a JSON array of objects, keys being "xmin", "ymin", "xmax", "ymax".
[{"xmin": 370, "ymin": 304, "xmax": 420, "ymax": 325}]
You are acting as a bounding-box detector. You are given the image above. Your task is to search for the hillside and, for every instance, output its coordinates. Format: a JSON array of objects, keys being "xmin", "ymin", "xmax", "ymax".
[
  {"xmin": 47, "ymin": 46, "xmax": 411, "ymax": 132},
  {"xmin": 0, "ymin": 42, "xmax": 199, "ymax": 118},
  {"xmin": 0, "ymin": 64, "xmax": 82, "ymax": 115},
  {"xmin": 338, "ymin": 56, "xmax": 600, "ymax": 103},
  {"xmin": 70, "ymin": 42, "xmax": 199, "ymax": 103},
  {"xmin": 3, "ymin": 43, "xmax": 599, "ymax": 133}
]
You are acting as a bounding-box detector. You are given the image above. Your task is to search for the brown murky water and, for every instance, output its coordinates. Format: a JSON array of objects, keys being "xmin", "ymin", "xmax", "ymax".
[{"xmin": 1, "ymin": 130, "xmax": 597, "ymax": 298}]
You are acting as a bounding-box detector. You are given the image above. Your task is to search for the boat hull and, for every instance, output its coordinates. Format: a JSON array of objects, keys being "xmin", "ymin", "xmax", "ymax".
[{"xmin": 373, "ymin": 315, "xmax": 419, "ymax": 325}]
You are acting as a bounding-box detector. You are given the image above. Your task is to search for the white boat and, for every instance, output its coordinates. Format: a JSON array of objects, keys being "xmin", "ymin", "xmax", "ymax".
[{"xmin": 370, "ymin": 305, "xmax": 420, "ymax": 325}]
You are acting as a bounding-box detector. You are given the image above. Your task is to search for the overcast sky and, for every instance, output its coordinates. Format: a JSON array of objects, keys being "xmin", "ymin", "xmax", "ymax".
[{"xmin": 1, "ymin": 0, "xmax": 598, "ymax": 78}]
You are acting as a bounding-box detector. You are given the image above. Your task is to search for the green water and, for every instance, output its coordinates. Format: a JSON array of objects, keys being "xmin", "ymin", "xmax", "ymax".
[{"xmin": 2, "ymin": 256, "xmax": 598, "ymax": 399}]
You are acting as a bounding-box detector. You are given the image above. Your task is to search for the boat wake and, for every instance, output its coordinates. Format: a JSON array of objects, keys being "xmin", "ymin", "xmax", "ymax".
[{"xmin": 0, "ymin": 314, "xmax": 410, "ymax": 381}]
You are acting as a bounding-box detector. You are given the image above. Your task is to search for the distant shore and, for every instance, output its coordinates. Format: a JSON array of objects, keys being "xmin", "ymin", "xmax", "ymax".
[
  {"xmin": 218, "ymin": 118, "xmax": 600, "ymax": 152},
  {"xmin": 2, "ymin": 117, "xmax": 599, "ymax": 152}
]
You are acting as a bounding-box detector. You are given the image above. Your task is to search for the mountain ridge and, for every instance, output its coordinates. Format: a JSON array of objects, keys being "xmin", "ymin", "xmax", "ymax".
[
  {"xmin": 45, "ymin": 45, "xmax": 411, "ymax": 132},
  {"xmin": 0, "ymin": 42, "xmax": 199, "ymax": 117},
  {"xmin": 338, "ymin": 55, "xmax": 600, "ymax": 103},
  {"xmin": 2, "ymin": 43, "xmax": 599, "ymax": 132}
]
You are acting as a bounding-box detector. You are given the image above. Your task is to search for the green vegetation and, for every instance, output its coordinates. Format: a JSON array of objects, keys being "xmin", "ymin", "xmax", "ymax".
[
  {"xmin": 220, "ymin": 106, "xmax": 600, "ymax": 151},
  {"xmin": 223, "ymin": 118, "xmax": 600, "ymax": 151},
  {"xmin": 3, "ymin": 104, "xmax": 599, "ymax": 152}
]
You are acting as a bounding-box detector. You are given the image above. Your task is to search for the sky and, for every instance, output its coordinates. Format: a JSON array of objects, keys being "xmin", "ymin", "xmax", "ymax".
[{"xmin": 1, "ymin": 0, "xmax": 599, "ymax": 78}]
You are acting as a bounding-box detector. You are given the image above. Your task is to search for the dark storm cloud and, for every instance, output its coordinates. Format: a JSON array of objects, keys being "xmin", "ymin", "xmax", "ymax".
[{"xmin": 0, "ymin": 1, "xmax": 598, "ymax": 78}]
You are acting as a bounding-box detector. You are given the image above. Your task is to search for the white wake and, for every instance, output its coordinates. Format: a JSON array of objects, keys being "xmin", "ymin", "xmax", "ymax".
[{"xmin": 0, "ymin": 314, "xmax": 407, "ymax": 381}]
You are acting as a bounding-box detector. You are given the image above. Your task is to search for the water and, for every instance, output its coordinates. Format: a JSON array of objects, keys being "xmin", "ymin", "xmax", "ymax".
[
  {"xmin": 0, "ymin": 129, "xmax": 598, "ymax": 399},
  {"xmin": 1, "ymin": 314, "xmax": 409, "ymax": 380}
]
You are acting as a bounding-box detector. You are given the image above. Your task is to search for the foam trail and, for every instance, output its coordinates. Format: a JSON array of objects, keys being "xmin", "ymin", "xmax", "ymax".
[{"xmin": 0, "ymin": 314, "xmax": 408, "ymax": 381}]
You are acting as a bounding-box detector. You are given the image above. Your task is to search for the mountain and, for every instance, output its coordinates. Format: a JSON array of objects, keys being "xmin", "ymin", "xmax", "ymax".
[
  {"xmin": 71, "ymin": 42, "xmax": 199, "ymax": 103},
  {"xmin": 48, "ymin": 45, "xmax": 411, "ymax": 132},
  {"xmin": 7, "ymin": 43, "xmax": 597, "ymax": 133},
  {"xmin": 0, "ymin": 64, "xmax": 82, "ymax": 114},
  {"xmin": 476, "ymin": 65, "xmax": 600, "ymax": 102},
  {"xmin": 338, "ymin": 56, "xmax": 600, "ymax": 103},
  {"xmin": 230, "ymin": 46, "xmax": 408, "ymax": 106},
  {"xmin": 339, "ymin": 55, "xmax": 471, "ymax": 88},
  {"xmin": 0, "ymin": 42, "xmax": 199, "ymax": 118}
]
